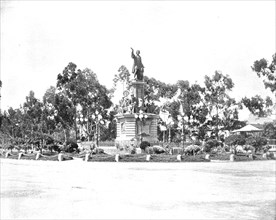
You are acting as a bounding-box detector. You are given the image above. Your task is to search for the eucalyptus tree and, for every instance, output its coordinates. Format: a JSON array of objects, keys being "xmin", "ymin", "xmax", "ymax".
[
  {"xmin": 23, "ymin": 91, "xmax": 44, "ymax": 137},
  {"xmin": 203, "ymin": 71, "xmax": 239, "ymax": 140},
  {"xmin": 55, "ymin": 63, "xmax": 112, "ymax": 141}
]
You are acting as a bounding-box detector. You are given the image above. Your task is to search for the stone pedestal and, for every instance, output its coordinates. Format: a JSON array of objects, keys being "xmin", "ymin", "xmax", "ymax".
[
  {"xmin": 131, "ymin": 81, "xmax": 145, "ymax": 100},
  {"xmin": 115, "ymin": 113, "xmax": 158, "ymax": 148},
  {"xmin": 115, "ymin": 79, "xmax": 159, "ymax": 149}
]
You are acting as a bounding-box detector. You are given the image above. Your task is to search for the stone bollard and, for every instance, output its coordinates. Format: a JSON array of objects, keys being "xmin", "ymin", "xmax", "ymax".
[
  {"xmin": 35, "ymin": 152, "xmax": 40, "ymax": 160},
  {"xmin": 115, "ymin": 154, "xmax": 120, "ymax": 162},
  {"xmin": 136, "ymin": 148, "xmax": 142, "ymax": 154},
  {"xmin": 146, "ymin": 154, "xmax": 151, "ymax": 161},
  {"xmin": 230, "ymin": 154, "xmax": 235, "ymax": 162},
  {"xmin": 58, "ymin": 153, "xmax": 63, "ymax": 162},
  {"xmin": 262, "ymin": 153, "xmax": 267, "ymax": 159},
  {"xmin": 177, "ymin": 154, "xmax": 181, "ymax": 162},
  {"xmin": 205, "ymin": 154, "xmax": 210, "ymax": 160},
  {"xmin": 248, "ymin": 154, "xmax": 253, "ymax": 160},
  {"xmin": 18, "ymin": 152, "xmax": 23, "ymax": 160},
  {"xmin": 5, "ymin": 152, "xmax": 10, "ymax": 158},
  {"xmin": 85, "ymin": 153, "xmax": 90, "ymax": 162}
]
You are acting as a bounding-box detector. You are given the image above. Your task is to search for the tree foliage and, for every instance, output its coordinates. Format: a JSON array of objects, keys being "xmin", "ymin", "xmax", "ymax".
[
  {"xmin": 241, "ymin": 95, "xmax": 273, "ymax": 117},
  {"xmin": 203, "ymin": 71, "xmax": 239, "ymax": 139},
  {"xmin": 225, "ymin": 134, "xmax": 246, "ymax": 146},
  {"xmin": 245, "ymin": 136, "xmax": 267, "ymax": 152},
  {"xmin": 1, "ymin": 59, "xmax": 273, "ymax": 146},
  {"xmin": 251, "ymin": 53, "xmax": 276, "ymax": 93},
  {"xmin": 263, "ymin": 122, "xmax": 276, "ymax": 139}
]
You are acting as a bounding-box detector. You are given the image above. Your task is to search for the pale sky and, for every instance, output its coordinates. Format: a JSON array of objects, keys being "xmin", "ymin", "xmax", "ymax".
[{"xmin": 1, "ymin": 1, "xmax": 275, "ymax": 120}]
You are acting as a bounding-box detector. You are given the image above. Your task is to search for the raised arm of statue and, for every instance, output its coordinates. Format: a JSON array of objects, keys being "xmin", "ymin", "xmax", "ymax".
[{"xmin": 131, "ymin": 47, "xmax": 135, "ymax": 59}]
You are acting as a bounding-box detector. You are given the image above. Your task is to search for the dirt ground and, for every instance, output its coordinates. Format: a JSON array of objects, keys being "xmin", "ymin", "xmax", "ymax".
[{"xmin": 1, "ymin": 159, "xmax": 275, "ymax": 219}]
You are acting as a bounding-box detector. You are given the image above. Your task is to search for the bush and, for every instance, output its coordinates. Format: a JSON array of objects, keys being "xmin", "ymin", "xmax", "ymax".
[
  {"xmin": 184, "ymin": 145, "xmax": 202, "ymax": 155},
  {"xmin": 153, "ymin": 146, "xmax": 166, "ymax": 154},
  {"xmin": 262, "ymin": 145, "xmax": 271, "ymax": 153},
  {"xmin": 225, "ymin": 134, "xmax": 246, "ymax": 146},
  {"xmin": 140, "ymin": 141, "xmax": 150, "ymax": 151},
  {"xmin": 203, "ymin": 139, "xmax": 220, "ymax": 153},
  {"xmin": 245, "ymin": 136, "xmax": 267, "ymax": 152},
  {"xmin": 64, "ymin": 141, "xmax": 79, "ymax": 153}
]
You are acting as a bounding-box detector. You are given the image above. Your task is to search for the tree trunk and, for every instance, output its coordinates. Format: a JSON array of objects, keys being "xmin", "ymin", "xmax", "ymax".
[{"xmin": 64, "ymin": 129, "xmax": 68, "ymax": 143}]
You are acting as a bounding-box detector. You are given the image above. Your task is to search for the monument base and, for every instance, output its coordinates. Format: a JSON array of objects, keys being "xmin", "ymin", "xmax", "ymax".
[{"xmin": 115, "ymin": 113, "xmax": 159, "ymax": 149}]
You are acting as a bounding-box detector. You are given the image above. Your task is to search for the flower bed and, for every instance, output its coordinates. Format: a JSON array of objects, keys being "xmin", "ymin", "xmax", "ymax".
[
  {"xmin": 210, "ymin": 152, "xmax": 231, "ymax": 160},
  {"xmin": 181, "ymin": 154, "xmax": 209, "ymax": 162},
  {"xmin": 86, "ymin": 154, "xmax": 210, "ymax": 162},
  {"xmin": 120, "ymin": 154, "xmax": 149, "ymax": 162},
  {"xmin": 234, "ymin": 154, "xmax": 253, "ymax": 162},
  {"xmin": 88, "ymin": 154, "xmax": 116, "ymax": 162}
]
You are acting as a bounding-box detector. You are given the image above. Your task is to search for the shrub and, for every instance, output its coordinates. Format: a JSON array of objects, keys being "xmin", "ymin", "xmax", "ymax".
[
  {"xmin": 140, "ymin": 141, "xmax": 150, "ymax": 151},
  {"xmin": 245, "ymin": 136, "xmax": 267, "ymax": 152},
  {"xmin": 130, "ymin": 148, "xmax": 136, "ymax": 154},
  {"xmin": 64, "ymin": 141, "xmax": 79, "ymax": 153},
  {"xmin": 153, "ymin": 146, "xmax": 166, "ymax": 154},
  {"xmin": 184, "ymin": 145, "xmax": 202, "ymax": 155},
  {"xmin": 225, "ymin": 134, "xmax": 246, "ymax": 146},
  {"xmin": 262, "ymin": 145, "xmax": 271, "ymax": 153},
  {"xmin": 203, "ymin": 139, "xmax": 220, "ymax": 153}
]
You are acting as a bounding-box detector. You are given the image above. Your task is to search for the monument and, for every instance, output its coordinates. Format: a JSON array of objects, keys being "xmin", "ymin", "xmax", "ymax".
[{"xmin": 115, "ymin": 48, "xmax": 159, "ymax": 149}]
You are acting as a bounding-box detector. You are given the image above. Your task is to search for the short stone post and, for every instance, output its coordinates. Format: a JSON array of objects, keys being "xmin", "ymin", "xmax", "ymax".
[
  {"xmin": 136, "ymin": 148, "xmax": 141, "ymax": 154},
  {"xmin": 58, "ymin": 153, "xmax": 63, "ymax": 162},
  {"xmin": 205, "ymin": 154, "xmax": 210, "ymax": 160},
  {"xmin": 146, "ymin": 154, "xmax": 151, "ymax": 161},
  {"xmin": 262, "ymin": 153, "xmax": 267, "ymax": 159},
  {"xmin": 115, "ymin": 154, "xmax": 120, "ymax": 162},
  {"xmin": 176, "ymin": 154, "xmax": 181, "ymax": 162},
  {"xmin": 248, "ymin": 154, "xmax": 253, "ymax": 160},
  {"xmin": 85, "ymin": 153, "xmax": 90, "ymax": 162},
  {"xmin": 35, "ymin": 152, "xmax": 40, "ymax": 160},
  {"xmin": 18, "ymin": 152, "xmax": 23, "ymax": 160},
  {"xmin": 230, "ymin": 154, "xmax": 235, "ymax": 162}
]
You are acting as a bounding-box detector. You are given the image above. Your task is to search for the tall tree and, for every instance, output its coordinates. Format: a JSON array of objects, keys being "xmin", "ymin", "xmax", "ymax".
[
  {"xmin": 203, "ymin": 71, "xmax": 238, "ymax": 139},
  {"xmin": 23, "ymin": 91, "xmax": 43, "ymax": 136},
  {"xmin": 55, "ymin": 63, "xmax": 113, "ymax": 141}
]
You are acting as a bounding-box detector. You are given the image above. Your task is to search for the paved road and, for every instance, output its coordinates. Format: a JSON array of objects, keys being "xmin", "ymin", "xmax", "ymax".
[{"xmin": 1, "ymin": 159, "xmax": 275, "ymax": 219}]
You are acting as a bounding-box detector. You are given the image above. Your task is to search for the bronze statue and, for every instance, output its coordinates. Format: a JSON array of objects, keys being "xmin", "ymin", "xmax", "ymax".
[{"xmin": 131, "ymin": 47, "xmax": 144, "ymax": 81}]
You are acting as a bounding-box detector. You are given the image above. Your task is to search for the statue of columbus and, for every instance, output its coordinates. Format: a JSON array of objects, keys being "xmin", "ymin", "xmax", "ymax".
[{"xmin": 131, "ymin": 47, "xmax": 144, "ymax": 81}]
